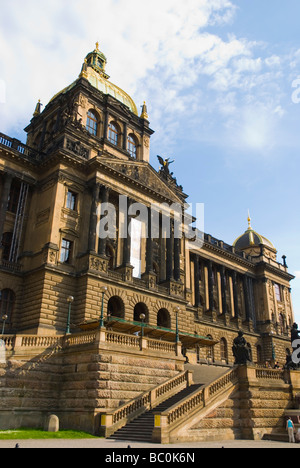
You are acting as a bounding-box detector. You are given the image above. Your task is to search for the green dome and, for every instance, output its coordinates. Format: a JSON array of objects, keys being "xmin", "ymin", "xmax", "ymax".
[
  {"xmin": 50, "ymin": 44, "xmax": 138, "ymax": 116},
  {"xmin": 233, "ymin": 215, "xmax": 275, "ymax": 251}
]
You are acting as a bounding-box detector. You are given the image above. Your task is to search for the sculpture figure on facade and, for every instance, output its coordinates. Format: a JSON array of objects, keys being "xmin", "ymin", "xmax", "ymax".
[
  {"xmin": 157, "ymin": 155, "xmax": 175, "ymax": 177},
  {"xmin": 232, "ymin": 331, "xmax": 252, "ymax": 365},
  {"xmin": 291, "ymin": 323, "xmax": 300, "ymax": 345}
]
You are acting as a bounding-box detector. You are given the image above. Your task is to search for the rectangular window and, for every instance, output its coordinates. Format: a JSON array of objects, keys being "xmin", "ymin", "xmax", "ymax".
[
  {"xmin": 7, "ymin": 181, "xmax": 21, "ymax": 213},
  {"xmin": 60, "ymin": 239, "xmax": 72, "ymax": 264},
  {"xmin": 274, "ymin": 283, "xmax": 281, "ymax": 302},
  {"xmin": 66, "ymin": 190, "xmax": 77, "ymax": 211}
]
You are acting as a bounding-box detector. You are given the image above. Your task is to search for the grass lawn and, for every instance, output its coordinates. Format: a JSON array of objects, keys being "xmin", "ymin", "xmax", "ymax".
[{"xmin": 0, "ymin": 428, "xmax": 99, "ymax": 440}]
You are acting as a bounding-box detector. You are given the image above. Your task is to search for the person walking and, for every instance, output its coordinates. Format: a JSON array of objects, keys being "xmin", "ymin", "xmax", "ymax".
[{"xmin": 287, "ymin": 417, "xmax": 295, "ymax": 443}]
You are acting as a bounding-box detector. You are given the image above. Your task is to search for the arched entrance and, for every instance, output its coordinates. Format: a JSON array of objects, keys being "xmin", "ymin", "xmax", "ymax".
[
  {"xmin": 107, "ymin": 296, "xmax": 125, "ymax": 319},
  {"xmin": 157, "ymin": 309, "xmax": 171, "ymax": 328}
]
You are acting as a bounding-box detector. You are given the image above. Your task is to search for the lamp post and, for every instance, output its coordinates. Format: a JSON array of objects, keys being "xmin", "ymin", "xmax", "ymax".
[
  {"xmin": 1, "ymin": 315, "xmax": 8, "ymax": 336},
  {"xmin": 99, "ymin": 286, "xmax": 108, "ymax": 328},
  {"xmin": 174, "ymin": 307, "xmax": 180, "ymax": 343},
  {"xmin": 139, "ymin": 313, "xmax": 146, "ymax": 338},
  {"xmin": 66, "ymin": 296, "xmax": 74, "ymax": 335}
]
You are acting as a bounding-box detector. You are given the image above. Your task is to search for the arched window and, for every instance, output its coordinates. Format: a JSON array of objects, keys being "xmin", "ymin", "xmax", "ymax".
[
  {"xmin": 206, "ymin": 335, "xmax": 215, "ymax": 362},
  {"xmin": 86, "ymin": 110, "xmax": 99, "ymax": 136},
  {"xmin": 127, "ymin": 134, "xmax": 137, "ymax": 158},
  {"xmin": 157, "ymin": 309, "xmax": 171, "ymax": 329},
  {"xmin": 108, "ymin": 122, "xmax": 119, "ymax": 146},
  {"xmin": 107, "ymin": 296, "xmax": 125, "ymax": 319},
  {"xmin": 133, "ymin": 303, "xmax": 149, "ymax": 323},
  {"xmin": 0, "ymin": 289, "xmax": 16, "ymax": 326}
]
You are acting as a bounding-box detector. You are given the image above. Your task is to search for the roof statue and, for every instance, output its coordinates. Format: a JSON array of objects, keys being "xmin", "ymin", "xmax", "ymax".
[{"xmin": 157, "ymin": 156, "xmax": 175, "ymax": 177}]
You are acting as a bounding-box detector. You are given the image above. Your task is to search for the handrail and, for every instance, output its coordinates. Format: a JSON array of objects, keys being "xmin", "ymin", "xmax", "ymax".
[
  {"xmin": 156, "ymin": 367, "xmax": 239, "ymax": 430},
  {"xmin": 99, "ymin": 370, "xmax": 193, "ymax": 437}
]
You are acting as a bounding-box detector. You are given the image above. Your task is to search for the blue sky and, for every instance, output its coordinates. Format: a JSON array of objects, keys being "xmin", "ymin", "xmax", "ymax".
[{"xmin": 0, "ymin": 0, "xmax": 300, "ymax": 321}]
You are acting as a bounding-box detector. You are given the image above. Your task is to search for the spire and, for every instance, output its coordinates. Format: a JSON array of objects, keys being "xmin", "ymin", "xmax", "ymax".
[
  {"xmin": 33, "ymin": 99, "xmax": 42, "ymax": 117},
  {"xmin": 247, "ymin": 210, "xmax": 252, "ymax": 230},
  {"xmin": 140, "ymin": 101, "xmax": 149, "ymax": 120}
]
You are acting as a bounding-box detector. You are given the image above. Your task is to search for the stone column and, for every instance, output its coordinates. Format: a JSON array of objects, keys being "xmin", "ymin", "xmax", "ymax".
[
  {"xmin": 88, "ymin": 182, "xmax": 100, "ymax": 252},
  {"xmin": 145, "ymin": 206, "xmax": 153, "ymax": 273},
  {"xmin": 98, "ymin": 185, "xmax": 110, "ymax": 256},
  {"xmin": 243, "ymin": 275, "xmax": 251, "ymax": 322},
  {"xmin": 174, "ymin": 237, "xmax": 180, "ymax": 282},
  {"xmin": 123, "ymin": 122, "xmax": 128, "ymax": 151},
  {"xmin": 122, "ymin": 198, "xmax": 132, "ymax": 267},
  {"xmin": 103, "ymin": 110, "xmax": 109, "ymax": 140},
  {"xmin": 221, "ymin": 266, "xmax": 227, "ymax": 315},
  {"xmin": 208, "ymin": 260, "xmax": 214, "ymax": 311},
  {"xmin": 194, "ymin": 255, "xmax": 201, "ymax": 307},
  {"xmin": 232, "ymin": 271, "xmax": 240, "ymax": 318},
  {"xmin": 166, "ymin": 218, "xmax": 174, "ymax": 281}
]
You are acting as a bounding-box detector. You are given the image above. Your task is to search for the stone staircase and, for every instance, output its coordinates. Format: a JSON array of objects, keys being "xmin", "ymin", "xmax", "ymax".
[
  {"xmin": 109, "ymin": 384, "xmax": 201, "ymax": 442},
  {"xmin": 109, "ymin": 364, "xmax": 229, "ymax": 442}
]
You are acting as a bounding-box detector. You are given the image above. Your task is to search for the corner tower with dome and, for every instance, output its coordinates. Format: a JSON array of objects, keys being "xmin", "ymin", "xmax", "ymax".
[{"xmin": 0, "ymin": 45, "xmax": 296, "ymax": 437}]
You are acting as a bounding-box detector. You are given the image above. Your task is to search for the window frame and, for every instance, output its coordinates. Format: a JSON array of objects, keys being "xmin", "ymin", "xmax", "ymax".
[
  {"xmin": 60, "ymin": 238, "xmax": 73, "ymax": 264},
  {"xmin": 66, "ymin": 190, "xmax": 77, "ymax": 212},
  {"xmin": 108, "ymin": 122, "xmax": 119, "ymax": 146},
  {"xmin": 274, "ymin": 283, "xmax": 282, "ymax": 302},
  {"xmin": 86, "ymin": 110, "xmax": 99, "ymax": 137},
  {"xmin": 127, "ymin": 133, "xmax": 137, "ymax": 158}
]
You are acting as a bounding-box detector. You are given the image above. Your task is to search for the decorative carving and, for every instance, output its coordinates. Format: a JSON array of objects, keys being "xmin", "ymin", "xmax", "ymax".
[
  {"xmin": 66, "ymin": 139, "xmax": 89, "ymax": 159},
  {"xmin": 89, "ymin": 256, "xmax": 108, "ymax": 273}
]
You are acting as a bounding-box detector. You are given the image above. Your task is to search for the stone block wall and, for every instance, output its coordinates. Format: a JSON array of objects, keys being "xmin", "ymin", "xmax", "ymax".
[{"xmin": 0, "ymin": 333, "xmax": 184, "ymax": 434}]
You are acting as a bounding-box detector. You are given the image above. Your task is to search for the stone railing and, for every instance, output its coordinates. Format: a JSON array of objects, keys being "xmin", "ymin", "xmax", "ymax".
[
  {"xmin": 153, "ymin": 367, "xmax": 239, "ymax": 443},
  {"xmin": 0, "ymin": 132, "xmax": 40, "ymax": 162},
  {"xmin": 1, "ymin": 329, "xmax": 181, "ymax": 358},
  {"xmin": 99, "ymin": 370, "xmax": 193, "ymax": 438},
  {"xmin": 255, "ymin": 368, "xmax": 286, "ymax": 381}
]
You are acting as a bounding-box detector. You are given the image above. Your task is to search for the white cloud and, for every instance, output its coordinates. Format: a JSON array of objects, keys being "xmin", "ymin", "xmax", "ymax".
[
  {"xmin": 0, "ymin": 0, "xmax": 294, "ymax": 160},
  {"xmin": 295, "ymin": 271, "xmax": 300, "ymax": 280}
]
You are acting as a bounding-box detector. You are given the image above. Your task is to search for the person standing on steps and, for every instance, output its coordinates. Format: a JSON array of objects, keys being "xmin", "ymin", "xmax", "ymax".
[{"xmin": 286, "ymin": 417, "xmax": 295, "ymax": 443}]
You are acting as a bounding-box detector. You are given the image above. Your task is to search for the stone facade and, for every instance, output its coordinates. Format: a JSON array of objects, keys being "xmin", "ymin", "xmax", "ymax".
[{"xmin": 0, "ymin": 45, "xmax": 296, "ymax": 435}]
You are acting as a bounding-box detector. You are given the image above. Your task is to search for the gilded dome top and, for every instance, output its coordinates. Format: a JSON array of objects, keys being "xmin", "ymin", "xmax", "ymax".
[
  {"xmin": 50, "ymin": 44, "xmax": 138, "ymax": 116},
  {"xmin": 233, "ymin": 214, "xmax": 275, "ymax": 251}
]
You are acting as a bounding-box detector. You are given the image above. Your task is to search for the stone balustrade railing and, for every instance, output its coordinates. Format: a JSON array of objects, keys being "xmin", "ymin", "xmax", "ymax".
[
  {"xmin": 153, "ymin": 367, "xmax": 239, "ymax": 443},
  {"xmin": 0, "ymin": 329, "xmax": 181, "ymax": 358},
  {"xmin": 99, "ymin": 370, "xmax": 193, "ymax": 438}
]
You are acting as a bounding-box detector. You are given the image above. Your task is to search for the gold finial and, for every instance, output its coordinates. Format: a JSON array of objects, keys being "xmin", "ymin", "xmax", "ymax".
[
  {"xmin": 95, "ymin": 41, "xmax": 99, "ymax": 50},
  {"xmin": 247, "ymin": 210, "xmax": 252, "ymax": 230},
  {"xmin": 33, "ymin": 99, "xmax": 42, "ymax": 117},
  {"xmin": 140, "ymin": 101, "xmax": 149, "ymax": 120}
]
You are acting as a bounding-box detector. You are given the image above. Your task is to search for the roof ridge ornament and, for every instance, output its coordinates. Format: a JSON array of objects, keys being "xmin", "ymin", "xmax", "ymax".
[{"xmin": 247, "ymin": 210, "xmax": 252, "ymax": 230}]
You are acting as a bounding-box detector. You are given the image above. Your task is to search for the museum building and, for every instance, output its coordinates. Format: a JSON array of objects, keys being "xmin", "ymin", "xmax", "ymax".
[{"xmin": 0, "ymin": 45, "xmax": 297, "ymax": 441}]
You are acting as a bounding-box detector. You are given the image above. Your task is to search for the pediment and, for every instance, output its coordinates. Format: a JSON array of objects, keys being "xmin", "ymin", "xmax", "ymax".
[{"xmin": 100, "ymin": 159, "xmax": 186, "ymax": 204}]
